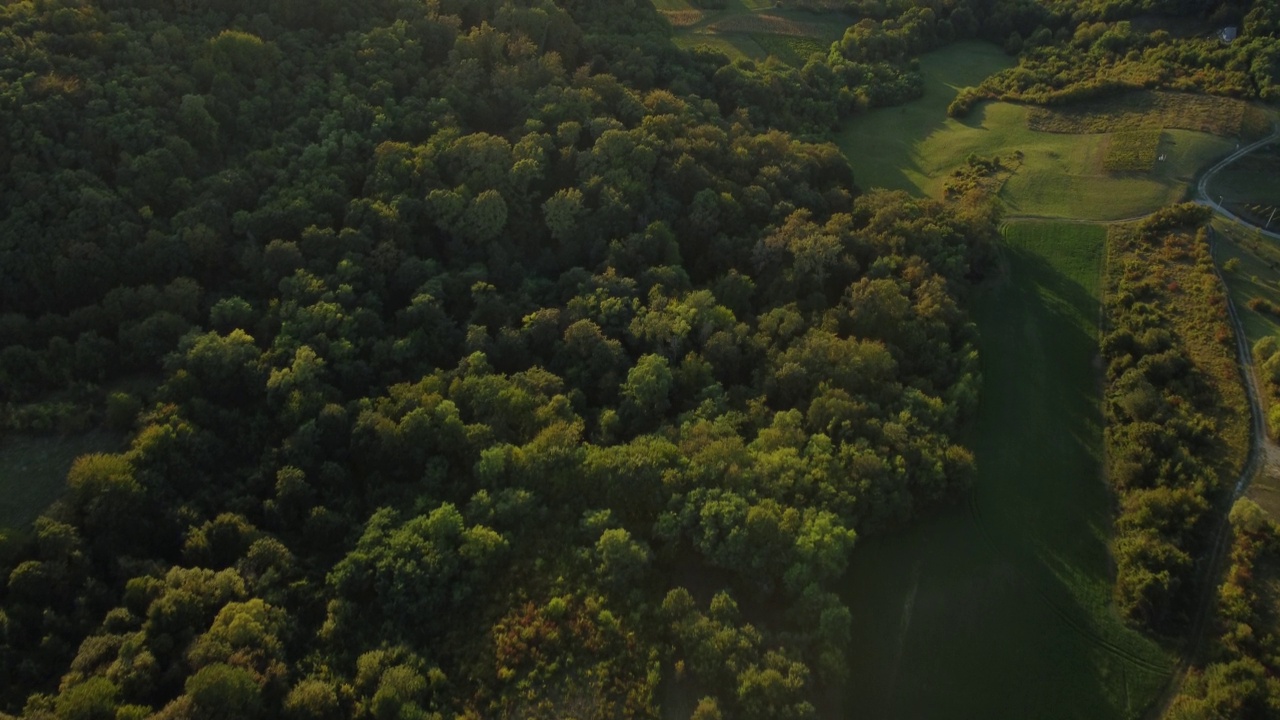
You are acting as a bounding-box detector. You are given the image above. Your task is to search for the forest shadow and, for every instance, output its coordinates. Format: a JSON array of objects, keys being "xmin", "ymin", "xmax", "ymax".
[{"xmin": 840, "ymin": 226, "xmax": 1166, "ymax": 719}]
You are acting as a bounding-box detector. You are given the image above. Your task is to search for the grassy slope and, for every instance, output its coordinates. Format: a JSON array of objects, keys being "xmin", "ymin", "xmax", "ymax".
[
  {"xmin": 835, "ymin": 44, "xmax": 1235, "ymax": 220},
  {"xmin": 0, "ymin": 432, "xmax": 125, "ymax": 528},
  {"xmin": 841, "ymin": 222, "xmax": 1171, "ymax": 719}
]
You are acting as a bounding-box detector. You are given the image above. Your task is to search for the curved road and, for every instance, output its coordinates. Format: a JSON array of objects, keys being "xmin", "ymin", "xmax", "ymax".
[
  {"xmin": 1148, "ymin": 123, "xmax": 1280, "ymax": 719},
  {"xmin": 1195, "ymin": 123, "xmax": 1280, "ymax": 502},
  {"xmin": 1195, "ymin": 125, "xmax": 1280, "ymax": 241}
]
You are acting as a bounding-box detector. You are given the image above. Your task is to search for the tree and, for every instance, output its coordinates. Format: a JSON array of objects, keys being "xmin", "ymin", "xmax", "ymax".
[
  {"xmin": 620, "ymin": 354, "xmax": 673, "ymax": 430},
  {"xmin": 284, "ymin": 678, "xmax": 343, "ymax": 720},
  {"xmin": 326, "ymin": 505, "xmax": 508, "ymax": 645},
  {"xmin": 184, "ymin": 663, "xmax": 262, "ymax": 720},
  {"xmin": 64, "ymin": 454, "xmax": 145, "ymax": 556},
  {"xmin": 54, "ymin": 677, "xmax": 119, "ymax": 720},
  {"xmin": 594, "ymin": 527, "xmax": 651, "ymax": 589}
]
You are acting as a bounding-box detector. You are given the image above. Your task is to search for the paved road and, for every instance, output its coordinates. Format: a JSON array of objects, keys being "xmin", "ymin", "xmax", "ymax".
[
  {"xmin": 1147, "ymin": 123, "xmax": 1280, "ymax": 720},
  {"xmin": 1195, "ymin": 123, "xmax": 1280, "ymax": 505},
  {"xmin": 1194, "ymin": 125, "xmax": 1280, "ymax": 241}
]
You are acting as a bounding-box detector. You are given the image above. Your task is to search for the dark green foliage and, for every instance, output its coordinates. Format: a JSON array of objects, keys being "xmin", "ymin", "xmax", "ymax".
[
  {"xmin": 1167, "ymin": 500, "xmax": 1280, "ymax": 717},
  {"xmin": 1252, "ymin": 336, "xmax": 1280, "ymax": 437},
  {"xmin": 0, "ymin": 0, "xmax": 1000, "ymax": 715},
  {"xmin": 1102, "ymin": 208, "xmax": 1245, "ymax": 632}
]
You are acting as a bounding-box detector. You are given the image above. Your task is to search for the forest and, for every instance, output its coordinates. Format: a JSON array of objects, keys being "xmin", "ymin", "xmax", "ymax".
[
  {"xmin": 0, "ymin": 0, "xmax": 998, "ymax": 716},
  {"xmin": 0, "ymin": 0, "xmax": 1277, "ymax": 717}
]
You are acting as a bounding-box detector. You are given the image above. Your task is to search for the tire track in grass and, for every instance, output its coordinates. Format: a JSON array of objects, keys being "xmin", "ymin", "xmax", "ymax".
[
  {"xmin": 965, "ymin": 491, "xmax": 1171, "ymax": 676},
  {"xmin": 966, "ymin": 228, "xmax": 1171, "ymax": 679}
]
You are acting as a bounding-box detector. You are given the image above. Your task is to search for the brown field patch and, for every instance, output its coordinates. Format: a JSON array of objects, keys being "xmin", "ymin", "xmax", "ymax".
[
  {"xmin": 660, "ymin": 9, "xmax": 705, "ymax": 28},
  {"xmin": 705, "ymin": 13, "xmax": 830, "ymax": 38},
  {"xmin": 1027, "ymin": 91, "xmax": 1269, "ymax": 140}
]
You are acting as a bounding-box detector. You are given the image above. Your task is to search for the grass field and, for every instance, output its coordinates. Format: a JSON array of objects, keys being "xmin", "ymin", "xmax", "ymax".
[
  {"xmin": 0, "ymin": 432, "xmax": 124, "ymax": 528},
  {"xmin": 835, "ymin": 44, "xmax": 1237, "ymax": 220},
  {"xmin": 841, "ymin": 222, "xmax": 1172, "ymax": 719}
]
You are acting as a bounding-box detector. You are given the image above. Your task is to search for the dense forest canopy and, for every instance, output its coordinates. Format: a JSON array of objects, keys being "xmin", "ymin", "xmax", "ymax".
[
  {"xmin": 1, "ymin": 0, "xmax": 1277, "ymax": 716},
  {"xmin": 0, "ymin": 0, "xmax": 1001, "ymax": 716}
]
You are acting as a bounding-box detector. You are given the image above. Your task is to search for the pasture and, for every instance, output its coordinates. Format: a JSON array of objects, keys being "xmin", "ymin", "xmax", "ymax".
[
  {"xmin": 835, "ymin": 44, "xmax": 1237, "ymax": 220},
  {"xmin": 841, "ymin": 221, "xmax": 1171, "ymax": 718},
  {"xmin": 0, "ymin": 431, "xmax": 124, "ymax": 528}
]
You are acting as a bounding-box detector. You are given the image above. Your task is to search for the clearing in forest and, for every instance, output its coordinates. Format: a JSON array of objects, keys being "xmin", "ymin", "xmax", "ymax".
[
  {"xmin": 662, "ymin": 0, "xmax": 849, "ymax": 64},
  {"xmin": 0, "ymin": 432, "xmax": 125, "ymax": 528},
  {"xmin": 841, "ymin": 222, "xmax": 1171, "ymax": 719},
  {"xmin": 836, "ymin": 43, "xmax": 1236, "ymax": 220}
]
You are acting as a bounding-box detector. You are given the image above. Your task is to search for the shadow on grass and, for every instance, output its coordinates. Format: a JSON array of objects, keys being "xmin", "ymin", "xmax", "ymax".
[
  {"xmin": 0, "ymin": 430, "xmax": 126, "ymax": 529},
  {"xmin": 840, "ymin": 227, "xmax": 1170, "ymax": 719}
]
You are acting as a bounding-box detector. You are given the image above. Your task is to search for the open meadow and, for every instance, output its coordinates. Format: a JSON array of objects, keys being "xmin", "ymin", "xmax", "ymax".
[
  {"xmin": 825, "ymin": 42, "xmax": 1269, "ymax": 716},
  {"xmin": 841, "ymin": 222, "xmax": 1172, "ymax": 719},
  {"xmin": 836, "ymin": 44, "xmax": 1237, "ymax": 220}
]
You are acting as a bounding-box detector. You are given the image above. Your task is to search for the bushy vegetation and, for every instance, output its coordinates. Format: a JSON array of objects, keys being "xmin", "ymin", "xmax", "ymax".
[
  {"xmin": 952, "ymin": 7, "xmax": 1280, "ymax": 113},
  {"xmin": 0, "ymin": 0, "xmax": 1003, "ymax": 716},
  {"xmin": 1026, "ymin": 92, "xmax": 1272, "ymax": 139},
  {"xmin": 1102, "ymin": 205, "xmax": 1249, "ymax": 632},
  {"xmin": 943, "ymin": 153, "xmax": 1015, "ymax": 198},
  {"xmin": 1167, "ymin": 498, "xmax": 1280, "ymax": 719},
  {"xmin": 1252, "ymin": 336, "xmax": 1280, "ymax": 436}
]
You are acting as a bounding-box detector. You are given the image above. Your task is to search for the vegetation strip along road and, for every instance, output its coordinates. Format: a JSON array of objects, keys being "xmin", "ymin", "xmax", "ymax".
[{"xmin": 1146, "ymin": 129, "xmax": 1280, "ymax": 716}]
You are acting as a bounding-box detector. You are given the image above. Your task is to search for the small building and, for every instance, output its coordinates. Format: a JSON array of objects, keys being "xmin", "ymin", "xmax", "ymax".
[{"xmin": 1219, "ymin": 26, "xmax": 1238, "ymax": 43}]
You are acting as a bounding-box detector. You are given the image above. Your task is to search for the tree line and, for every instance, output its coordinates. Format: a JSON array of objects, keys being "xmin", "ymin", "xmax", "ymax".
[{"xmin": 1102, "ymin": 205, "xmax": 1250, "ymax": 632}]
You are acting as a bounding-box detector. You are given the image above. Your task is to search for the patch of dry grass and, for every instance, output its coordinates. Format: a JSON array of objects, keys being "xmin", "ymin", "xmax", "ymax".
[
  {"xmin": 705, "ymin": 13, "xmax": 830, "ymax": 38},
  {"xmin": 1028, "ymin": 91, "xmax": 1268, "ymax": 140},
  {"xmin": 1103, "ymin": 129, "xmax": 1162, "ymax": 172},
  {"xmin": 660, "ymin": 9, "xmax": 705, "ymax": 28}
]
